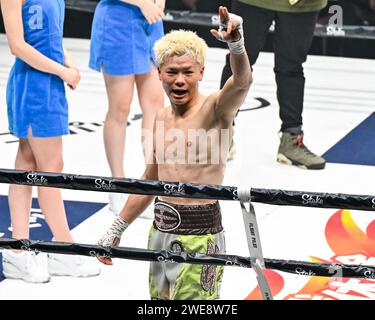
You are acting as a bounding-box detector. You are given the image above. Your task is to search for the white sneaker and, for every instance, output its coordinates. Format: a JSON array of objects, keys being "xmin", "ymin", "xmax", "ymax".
[
  {"xmin": 2, "ymin": 250, "xmax": 51, "ymax": 283},
  {"xmin": 48, "ymin": 253, "xmax": 101, "ymax": 277},
  {"xmin": 108, "ymin": 193, "xmax": 127, "ymax": 215}
]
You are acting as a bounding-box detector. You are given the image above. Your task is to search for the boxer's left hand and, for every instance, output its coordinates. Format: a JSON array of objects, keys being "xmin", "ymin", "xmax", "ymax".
[{"xmin": 210, "ymin": 6, "xmax": 242, "ymax": 43}]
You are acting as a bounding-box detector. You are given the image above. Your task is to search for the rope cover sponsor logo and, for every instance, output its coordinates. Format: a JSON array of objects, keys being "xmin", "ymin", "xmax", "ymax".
[
  {"xmin": 89, "ymin": 250, "xmax": 110, "ymax": 259},
  {"xmin": 295, "ymin": 268, "xmax": 316, "ymax": 276},
  {"xmin": 302, "ymin": 194, "xmax": 323, "ymax": 206},
  {"xmin": 225, "ymin": 260, "xmax": 248, "ymax": 268},
  {"xmin": 27, "ymin": 173, "xmax": 48, "ymax": 186},
  {"xmin": 94, "ymin": 178, "xmax": 116, "ymax": 191},
  {"xmin": 157, "ymin": 256, "xmax": 176, "ymax": 263},
  {"xmin": 363, "ymin": 270, "xmax": 375, "ymax": 280},
  {"xmin": 163, "ymin": 183, "xmax": 185, "ymax": 195},
  {"xmin": 19, "ymin": 239, "xmax": 39, "ymax": 254}
]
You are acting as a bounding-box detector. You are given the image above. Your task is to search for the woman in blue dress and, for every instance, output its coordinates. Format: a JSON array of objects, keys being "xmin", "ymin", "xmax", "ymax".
[
  {"xmin": 89, "ymin": 0, "xmax": 165, "ymax": 215},
  {"xmin": 1, "ymin": 0, "xmax": 100, "ymax": 283}
]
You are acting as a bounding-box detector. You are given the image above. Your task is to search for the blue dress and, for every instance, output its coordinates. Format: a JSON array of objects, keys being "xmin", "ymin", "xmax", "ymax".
[
  {"xmin": 6, "ymin": 0, "xmax": 68, "ymax": 138},
  {"xmin": 89, "ymin": 0, "xmax": 164, "ymax": 76}
]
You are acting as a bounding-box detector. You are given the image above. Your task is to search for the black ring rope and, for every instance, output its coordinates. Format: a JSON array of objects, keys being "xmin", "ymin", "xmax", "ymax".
[
  {"xmin": 0, "ymin": 168, "xmax": 374, "ymax": 280},
  {"xmin": 0, "ymin": 169, "xmax": 374, "ymax": 211},
  {"xmin": 64, "ymin": 1, "xmax": 375, "ymax": 40},
  {"xmin": 0, "ymin": 238, "xmax": 374, "ymax": 279}
]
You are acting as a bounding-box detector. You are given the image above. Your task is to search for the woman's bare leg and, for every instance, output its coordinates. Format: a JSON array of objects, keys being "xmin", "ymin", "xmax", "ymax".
[
  {"xmin": 103, "ymin": 72, "xmax": 135, "ymax": 178},
  {"xmin": 8, "ymin": 139, "xmax": 36, "ymax": 240},
  {"xmin": 135, "ymin": 62, "xmax": 164, "ymax": 161},
  {"xmin": 28, "ymin": 136, "xmax": 73, "ymax": 242}
]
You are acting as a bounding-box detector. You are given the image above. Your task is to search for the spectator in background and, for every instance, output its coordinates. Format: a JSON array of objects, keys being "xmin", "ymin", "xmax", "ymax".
[
  {"xmin": 89, "ymin": 0, "xmax": 165, "ymax": 215},
  {"xmin": 221, "ymin": 0, "xmax": 327, "ymax": 169}
]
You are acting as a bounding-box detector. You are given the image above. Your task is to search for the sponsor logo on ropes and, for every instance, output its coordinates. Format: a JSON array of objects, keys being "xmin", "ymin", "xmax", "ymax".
[
  {"xmin": 154, "ymin": 202, "xmax": 181, "ymax": 232},
  {"xmin": 295, "ymin": 268, "xmax": 316, "ymax": 277},
  {"xmin": 225, "ymin": 260, "xmax": 248, "ymax": 268},
  {"xmin": 157, "ymin": 256, "xmax": 176, "ymax": 264},
  {"xmin": 372, "ymin": 197, "xmax": 375, "ymax": 208},
  {"xmin": 163, "ymin": 183, "xmax": 185, "ymax": 196},
  {"xmin": 94, "ymin": 178, "xmax": 116, "ymax": 191},
  {"xmin": 302, "ymin": 194, "xmax": 323, "ymax": 206},
  {"xmin": 27, "ymin": 173, "xmax": 48, "ymax": 186},
  {"xmin": 89, "ymin": 250, "xmax": 110, "ymax": 259},
  {"xmin": 363, "ymin": 270, "xmax": 375, "ymax": 280},
  {"xmin": 19, "ymin": 239, "xmax": 40, "ymax": 254}
]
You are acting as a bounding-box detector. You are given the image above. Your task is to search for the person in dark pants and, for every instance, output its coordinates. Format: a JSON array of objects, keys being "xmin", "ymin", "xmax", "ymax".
[{"xmin": 221, "ymin": 0, "xmax": 327, "ymax": 169}]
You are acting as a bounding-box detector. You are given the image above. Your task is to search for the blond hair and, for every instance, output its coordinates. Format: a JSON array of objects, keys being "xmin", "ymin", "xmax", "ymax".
[{"xmin": 154, "ymin": 30, "xmax": 207, "ymax": 67}]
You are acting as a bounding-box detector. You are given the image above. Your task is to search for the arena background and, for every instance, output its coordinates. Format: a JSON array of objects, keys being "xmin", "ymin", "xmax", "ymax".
[{"xmin": 1, "ymin": 0, "xmax": 375, "ymax": 58}]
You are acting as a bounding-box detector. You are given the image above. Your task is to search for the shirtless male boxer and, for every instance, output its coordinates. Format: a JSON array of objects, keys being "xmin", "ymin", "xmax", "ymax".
[{"xmin": 97, "ymin": 6, "xmax": 252, "ymax": 300}]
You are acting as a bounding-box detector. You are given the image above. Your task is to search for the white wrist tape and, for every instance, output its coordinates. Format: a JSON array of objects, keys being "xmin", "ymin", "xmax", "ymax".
[
  {"xmin": 227, "ymin": 33, "xmax": 245, "ymax": 55},
  {"xmin": 98, "ymin": 216, "xmax": 129, "ymax": 247},
  {"xmin": 216, "ymin": 13, "xmax": 245, "ymax": 55}
]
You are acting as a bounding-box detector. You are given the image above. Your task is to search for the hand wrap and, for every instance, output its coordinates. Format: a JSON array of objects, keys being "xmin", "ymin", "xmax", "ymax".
[
  {"xmin": 215, "ymin": 13, "xmax": 245, "ymax": 55},
  {"xmin": 98, "ymin": 216, "xmax": 129, "ymax": 247}
]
